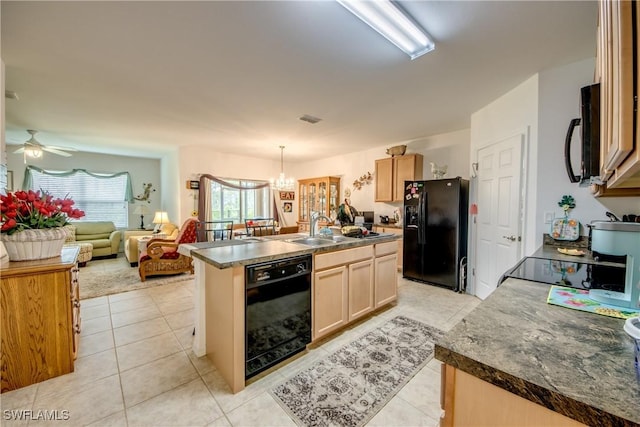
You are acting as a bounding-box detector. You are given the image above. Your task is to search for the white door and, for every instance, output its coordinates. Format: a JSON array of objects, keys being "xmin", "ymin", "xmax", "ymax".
[{"xmin": 475, "ymin": 134, "xmax": 524, "ymax": 300}]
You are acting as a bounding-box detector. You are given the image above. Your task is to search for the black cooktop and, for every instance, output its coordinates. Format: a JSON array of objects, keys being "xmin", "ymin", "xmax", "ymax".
[{"xmin": 503, "ymin": 256, "xmax": 626, "ymax": 293}]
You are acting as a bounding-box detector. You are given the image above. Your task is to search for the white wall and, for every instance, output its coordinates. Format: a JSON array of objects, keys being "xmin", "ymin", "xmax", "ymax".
[
  {"xmin": 290, "ymin": 129, "xmax": 470, "ymax": 221},
  {"xmin": 176, "ymin": 145, "xmax": 280, "ymax": 225},
  {"xmin": 5, "ymin": 149, "xmax": 161, "ymax": 230},
  {"xmin": 537, "ymin": 58, "xmax": 639, "ymax": 245},
  {"xmin": 470, "ymin": 73, "xmax": 539, "ymax": 260}
]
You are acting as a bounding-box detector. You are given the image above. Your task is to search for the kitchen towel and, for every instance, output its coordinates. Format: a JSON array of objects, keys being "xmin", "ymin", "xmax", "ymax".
[{"xmin": 547, "ymin": 286, "xmax": 640, "ymax": 319}]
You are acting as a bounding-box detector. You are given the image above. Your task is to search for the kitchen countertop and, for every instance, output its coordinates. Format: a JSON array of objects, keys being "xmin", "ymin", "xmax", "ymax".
[
  {"xmin": 435, "ymin": 277, "xmax": 640, "ymax": 426},
  {"xmin": 179, "ymin": 233, "xmax": 400, "ymax": 269}
]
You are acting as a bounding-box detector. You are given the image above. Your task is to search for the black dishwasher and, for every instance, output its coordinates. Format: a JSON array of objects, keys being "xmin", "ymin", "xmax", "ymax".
[{"xmin": 245, "ymin": 254, "xmax": 311, "ymax": 379}]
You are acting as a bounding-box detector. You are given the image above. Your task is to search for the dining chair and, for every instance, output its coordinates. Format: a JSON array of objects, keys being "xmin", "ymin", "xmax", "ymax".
[
  {"xmin": 199, "ymin": 220, "xmax": 234, "ymax": 241},
  {"xmin": 245, "ymin": 218, "xmax": 276, "ymax": 236}
]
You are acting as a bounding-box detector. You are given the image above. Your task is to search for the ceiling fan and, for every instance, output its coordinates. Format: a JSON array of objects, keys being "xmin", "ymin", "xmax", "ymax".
[{"xmin": 12, "ymin": 130, "xmax": 77, "ymax": 161}]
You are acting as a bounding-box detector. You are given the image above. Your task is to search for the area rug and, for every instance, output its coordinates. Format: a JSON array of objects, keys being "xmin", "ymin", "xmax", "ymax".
[
  {"xmin": 78, "ymin": 258, "xmax": 193, "ymax": 299},
  {"xmin": 270, "ymin": 316, "xmax": 443, "ymax": 427}
]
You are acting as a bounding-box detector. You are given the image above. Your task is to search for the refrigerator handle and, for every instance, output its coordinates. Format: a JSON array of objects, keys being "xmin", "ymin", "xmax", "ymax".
[{"xmin": 418, "ymin": 192, "xmax": 427, "ymax": 245}]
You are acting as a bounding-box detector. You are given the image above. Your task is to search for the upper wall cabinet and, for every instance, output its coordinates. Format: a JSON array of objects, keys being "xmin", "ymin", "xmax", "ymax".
[
  {"xmin": 375, "ymin": 154, "xmax": 423, "ymax": 202},
  {"xmin": 596, "ymin": 0, "xmax": 640, "ymax": 190}
]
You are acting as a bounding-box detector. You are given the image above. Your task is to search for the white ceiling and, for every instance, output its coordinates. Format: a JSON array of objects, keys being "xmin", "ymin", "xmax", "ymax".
[{"xmin": 2, "ymin": 1, "xmax": 597, "ymax": 163}]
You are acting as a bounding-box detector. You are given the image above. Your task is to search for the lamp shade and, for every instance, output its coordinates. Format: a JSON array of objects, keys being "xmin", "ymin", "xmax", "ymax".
[
  {"xmin": 152, "ymin": 211, "xmax": 170, "ymax": 224},
  {"xmin": 134, "ymin": 205, "xmax": 150, "ymax": 215}
]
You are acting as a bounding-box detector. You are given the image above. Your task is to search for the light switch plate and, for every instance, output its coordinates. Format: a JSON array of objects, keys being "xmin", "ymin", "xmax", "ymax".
[{"xmin": 544, "ymin": 211, "xmax": 554, "ymax": 224}]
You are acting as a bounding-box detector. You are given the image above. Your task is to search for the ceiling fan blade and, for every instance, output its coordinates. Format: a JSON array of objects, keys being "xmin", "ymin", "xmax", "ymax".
[
  {"xmin": 44, "ymin": 145, "xmax": 78, "ymax": 152},
  {"xmin": 13, "ymin": 146, "xmax": 25, "ymax": 154},
  {"xmin": 42, "ymin": 147, "xmax": 72, "ymax": 157}
]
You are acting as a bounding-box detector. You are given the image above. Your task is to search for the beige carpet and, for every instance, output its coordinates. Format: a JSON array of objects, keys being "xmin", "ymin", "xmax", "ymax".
[{"xmin": 78, "ymin": 256, "xmax": 194, "ymax": 299}]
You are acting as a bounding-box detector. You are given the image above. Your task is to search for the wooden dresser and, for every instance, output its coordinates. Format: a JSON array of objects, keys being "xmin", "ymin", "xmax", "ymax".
[{"xmin": 1, "ymin": 246, "xmax": 81, "ymax": 393}]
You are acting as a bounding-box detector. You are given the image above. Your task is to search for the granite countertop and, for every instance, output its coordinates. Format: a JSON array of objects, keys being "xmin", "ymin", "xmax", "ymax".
[
  {"xmin": 435, "ymin": 278, "xmax": 640, "ymax": 426},
  {"xmin": 179, "ymin": 233, "xmax": 400, "ymax": 269}
]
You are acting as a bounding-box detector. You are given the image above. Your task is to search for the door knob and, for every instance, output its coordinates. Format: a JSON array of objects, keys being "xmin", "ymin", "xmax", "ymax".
[{"xmin": 502, "ymin": 235, "xmax": 517, "ymax": 242}]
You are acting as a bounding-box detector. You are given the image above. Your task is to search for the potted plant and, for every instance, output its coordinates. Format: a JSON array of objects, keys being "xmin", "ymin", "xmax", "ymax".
[{"xmin": 1, "ymin": 190, "xmax": 85, "ymax": 261}]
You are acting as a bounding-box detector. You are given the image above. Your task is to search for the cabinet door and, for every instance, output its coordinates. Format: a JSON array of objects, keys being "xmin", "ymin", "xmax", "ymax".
[
  {"xmin": 348, "ymin": 259, "xmax": 374, "ymax": 321},
  {"xmin": 299, "ymin": 182, "xmax": 309, "ymax": 223},
  {"xmin": 599, "ymin": 0, "xmax": 634, "ymax": 183},
  {"xmin": 375, "ymin": 158, "xmax": 394, "ymax": 202},
  {"xmin": 313, "ymin": 265, "xmax": 348, "ymax": 340},
  {"xmin": 394, "ymin": 155, "xmax": 420, "ymax": 201},
  {"xmin": 375, "ymin": 253, "xmax": 398, "ymax": 307},
  {"xmin": 1, "ymin": 271, "xmax": 74, "ymax": 392}
]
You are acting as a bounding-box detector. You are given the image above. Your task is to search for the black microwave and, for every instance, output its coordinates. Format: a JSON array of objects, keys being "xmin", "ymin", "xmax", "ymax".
[{"xmin": 565, "ymin": 83, "xmax": 601, "ymax": 186}]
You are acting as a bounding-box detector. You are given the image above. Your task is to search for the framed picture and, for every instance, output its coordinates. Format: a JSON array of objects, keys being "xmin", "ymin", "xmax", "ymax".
[
  {"xmin": 279, "ymin": 191, "xmax": 295, "ymax": 200},
  {"xmin": 283, "ymin": 202, "xmax": 292, "ymax": 213},
  {"xmin": 6, "ymin": 170, "xmax": 13, "ymax": 192}
]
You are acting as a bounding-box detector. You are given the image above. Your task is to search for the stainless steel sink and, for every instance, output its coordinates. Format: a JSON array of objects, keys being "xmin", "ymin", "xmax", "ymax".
[{"xmin": 288, "ymin": 237, "xmax": 338, "ymax": 247}]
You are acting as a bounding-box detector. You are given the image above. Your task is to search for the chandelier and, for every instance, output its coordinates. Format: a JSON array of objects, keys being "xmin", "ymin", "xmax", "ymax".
[{"xmin": 270, "ymin": 145, "xmax": 295, "ymax": 191}]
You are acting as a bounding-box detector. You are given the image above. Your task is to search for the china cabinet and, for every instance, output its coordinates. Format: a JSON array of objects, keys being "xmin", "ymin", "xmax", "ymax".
[
  {"xmin": 1, "ymin": 246, "xmax": 80, "ymax": 392},
  {"xmin": 375, "ymin": 154, "xmax": 423, "ymax": 202},
  {"xmin": 297, "ymin": 176, "xmax": 340, "ymax": 232}
]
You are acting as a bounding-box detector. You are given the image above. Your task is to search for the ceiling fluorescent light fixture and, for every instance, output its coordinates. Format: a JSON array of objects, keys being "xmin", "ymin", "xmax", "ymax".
[{"xmin": 337, "ymin": 0, "xmax": 434, "ymax": 59}]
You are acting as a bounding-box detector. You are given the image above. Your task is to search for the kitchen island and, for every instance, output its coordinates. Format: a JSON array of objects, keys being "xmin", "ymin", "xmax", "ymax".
[
  {"xmin": 179, "ymin": 233, "xmax": 400, "ymax": 393},
  {"xmin": 435, "ymin": 276, "xmax": 640, "ymax": 426}
]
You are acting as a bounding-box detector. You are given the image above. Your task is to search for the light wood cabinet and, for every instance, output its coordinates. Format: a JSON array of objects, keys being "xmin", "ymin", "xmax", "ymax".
[
  {"xmin": 440, "ymin": 364, "xmax": 585, "ymax": 427},
  {"xmin": 298, "ymin": 176, "xmax": 340, "ymax": 232},
  {"xmin": 595, "ymin": 0, "xmax": 640, "ymax": 190},
  {"xmin": 347, "ymin": 259, "xmax": 374, "ymax": 322},
  {"xmin": 313, "ymin": 265, "xmax": 348, "ymax": 339},
  {"xmin": 313, "ymin": 245, "xmax": 373, "ymax": 340},
  {"xmin": 313, "ymin": 242, "xmax": 398, "ymax": 341},
  {"xmin": 374, "ymin": 226, "xmax": 403, "ymax": 271},
  {"xmin": 375, "ymin": 154, "xmax": 423, "ymax": 202},
  {"xmin": 1, "ymin": 247, "xmax": 81, "ymax": 393},
  {"xmin": 374, "ymin": 241, "xmax": 398, "ymax": 308}
]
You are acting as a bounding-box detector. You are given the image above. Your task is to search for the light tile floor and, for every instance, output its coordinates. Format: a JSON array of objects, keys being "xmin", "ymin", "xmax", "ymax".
[{"xmin": 1, "ymin": 271, "xmax": 480, "ymax": 427}]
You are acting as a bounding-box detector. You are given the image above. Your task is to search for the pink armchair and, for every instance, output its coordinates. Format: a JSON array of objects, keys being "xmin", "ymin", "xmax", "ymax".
[{"xmin": 138, "ymin": 218, "xmax": 199, "ymax": 282}]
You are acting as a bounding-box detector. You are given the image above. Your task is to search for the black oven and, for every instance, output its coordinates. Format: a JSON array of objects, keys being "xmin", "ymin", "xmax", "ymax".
[{"xmin": 245, "ymin": 255, "xmax": 311, "ymax": 379}]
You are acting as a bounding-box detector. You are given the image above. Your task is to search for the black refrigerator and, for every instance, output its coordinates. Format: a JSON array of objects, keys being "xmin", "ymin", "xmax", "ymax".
[{"xmin": 403, "ymin": 178, "xmax": 469, "ymax": 291}]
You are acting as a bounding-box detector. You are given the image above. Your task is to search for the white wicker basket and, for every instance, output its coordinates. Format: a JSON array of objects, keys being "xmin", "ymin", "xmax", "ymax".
[{"xmin": 0, "ymin": 228, "xmax": 67, "ymax": 261}]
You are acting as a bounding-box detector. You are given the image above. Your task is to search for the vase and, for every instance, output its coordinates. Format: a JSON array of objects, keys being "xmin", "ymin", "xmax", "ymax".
[{"xmin": 0, "ymin": 228, "xmax": 67, "ymax": 262}]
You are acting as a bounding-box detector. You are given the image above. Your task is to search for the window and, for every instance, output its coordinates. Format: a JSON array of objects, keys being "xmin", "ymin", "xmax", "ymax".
[
  {"xmin": 209, "ymin": 179, "xmax": 270, "ymax": 222},
  {"xmin": 26, "ymin": 167, "xmax": 132, "ymax": 228}
]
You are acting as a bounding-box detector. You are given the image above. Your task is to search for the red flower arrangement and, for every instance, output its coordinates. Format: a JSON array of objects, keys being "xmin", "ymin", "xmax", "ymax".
[{"xmin": 1, "ymin": 190, "xmax": 85, "ymax": 235}]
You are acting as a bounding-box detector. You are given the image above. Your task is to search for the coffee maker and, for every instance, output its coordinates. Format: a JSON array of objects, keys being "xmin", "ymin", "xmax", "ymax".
[{"xmin": 589, "ymin": 221, "xmax": 640, "ymax": 309}]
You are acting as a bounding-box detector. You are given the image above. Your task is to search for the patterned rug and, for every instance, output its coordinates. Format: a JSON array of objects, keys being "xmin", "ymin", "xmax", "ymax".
[
  {"xmin": 270, "ymin": 316, "xmax": 443, "ymax": 427},
  {"xmin": 78, "ymin": 256, "xmax": 193, "ymax": 299}
]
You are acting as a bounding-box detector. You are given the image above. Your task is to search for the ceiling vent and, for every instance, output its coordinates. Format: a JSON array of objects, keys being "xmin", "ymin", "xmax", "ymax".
[{"xmin": 299, "ymin": 114, "xmax": 322, "ymax": 124}]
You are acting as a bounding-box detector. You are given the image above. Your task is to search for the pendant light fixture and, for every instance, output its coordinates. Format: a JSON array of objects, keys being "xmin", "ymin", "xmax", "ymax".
[{"xmin": 270, "ymin": 146, "xmax": 295, "ymax": 191}]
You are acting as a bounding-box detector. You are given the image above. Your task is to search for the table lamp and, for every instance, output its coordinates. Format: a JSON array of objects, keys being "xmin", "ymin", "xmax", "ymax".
[
  {"xmin": 133, "ymin": 205, "xmax": 150, "ymax": 230},
  {"xmin": 152, "ymin": 211, "xmax": 170, "ymax": 233}
]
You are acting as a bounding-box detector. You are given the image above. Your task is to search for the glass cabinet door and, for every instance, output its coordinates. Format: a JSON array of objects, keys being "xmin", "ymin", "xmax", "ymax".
[
  {"xmin": 329, "ymin": 181, "xmax": 338, "ymax": 219},
  {"xmin": 318, "ymin": 181, "xmax": 327, "ymax": 215},
  {"xmin": 309, "ymin": 183, "xmax": 317, "ymax": 216},
  {"xmin": 300, "ymin": 183, "xmax": 308, "ymax": 222}
]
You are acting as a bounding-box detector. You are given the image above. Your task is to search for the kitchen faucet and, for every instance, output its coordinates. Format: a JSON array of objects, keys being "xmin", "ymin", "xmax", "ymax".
[{"xmin": 310, "ymin": 211, "xmax": 333, "ymax": 237}]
